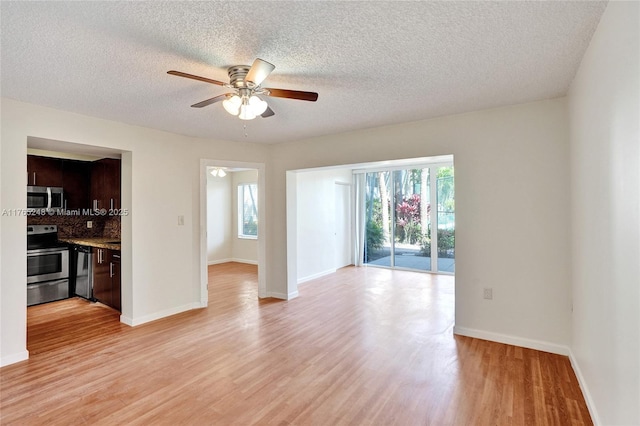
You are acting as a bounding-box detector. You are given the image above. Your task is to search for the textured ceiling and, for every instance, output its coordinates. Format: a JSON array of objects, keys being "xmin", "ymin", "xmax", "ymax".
[{"xmin": 0, "ymin": 1, "xmax": 607, "ymax": 144}]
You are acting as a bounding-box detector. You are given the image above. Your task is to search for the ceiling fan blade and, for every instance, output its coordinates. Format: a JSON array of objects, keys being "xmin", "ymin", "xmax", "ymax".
[
  {"xmin": 191, "ymin": 94, "xmax": 230, "ymax": 108},
  {"xmin": 261, "ymin": 106, "xmax": 275, "ymax": 118},
  {"xmin": 245, "ymin": 58, "xmax": 275, "ymax": 86},
  {"xmin": 168, "ymin": 70, "xmax": 226, "ymax": 86},
  {"xmin": 264, "ymin": 88, "xmax": 318, "ymax": 102}
]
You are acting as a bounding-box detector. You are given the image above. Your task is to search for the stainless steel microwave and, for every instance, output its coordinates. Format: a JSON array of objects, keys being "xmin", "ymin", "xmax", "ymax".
[{"xmin": 27, "ymin": 186, "xmax": 64, "ymax": 211}]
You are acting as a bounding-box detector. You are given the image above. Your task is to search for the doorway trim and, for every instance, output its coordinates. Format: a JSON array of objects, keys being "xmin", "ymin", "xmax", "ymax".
[{"xmin": 199, "ymin": 159, "xmax": 267, "ymax": 305}]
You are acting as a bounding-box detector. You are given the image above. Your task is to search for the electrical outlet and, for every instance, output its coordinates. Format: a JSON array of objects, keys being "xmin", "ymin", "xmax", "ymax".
[
  {"xmin": 87, "ymin": 221, "xmax": 93, "ymax": 229},
  {"xmin": 483, "ymin": 288, "xmax": 493, "ymax": 300}
]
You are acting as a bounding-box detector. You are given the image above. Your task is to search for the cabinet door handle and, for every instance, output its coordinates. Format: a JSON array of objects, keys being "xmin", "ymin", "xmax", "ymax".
[
  {"xmin": 33, "ymin": 172, "xmax": 36, "ymax": 185},
  {"xmin": 110, "ymin": 262, "xmax": 114, "ymax": 278},
  {"xmin": 110, "ymin": 199, "xmax": 114, "ymax": 210}
]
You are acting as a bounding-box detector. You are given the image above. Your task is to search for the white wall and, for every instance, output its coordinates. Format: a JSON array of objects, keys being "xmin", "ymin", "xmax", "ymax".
[
  {"xmin": 272, "ymin": 98, "xmax": 572, "ymax": 351},
  {"xmin": 206, "ymin": 170, "xmax": 232, "ymax": 264},
  {"xmin": 296, "ymin": 168, "xmax": 353, "ymax": 283},
  {"xmin": 1, "ymin": 95, "xmax": 574, "ymax": 369},
  {"xmin": 231, "ymin": 169, "xmax": 258, "ymax": 264},
  {"xmin": 0, "ymin": 98, "xmax": 269, "ymax": 365},
  {"xmin": 568, "ymin": 2, "xmax": 640, "ymax": 424}
]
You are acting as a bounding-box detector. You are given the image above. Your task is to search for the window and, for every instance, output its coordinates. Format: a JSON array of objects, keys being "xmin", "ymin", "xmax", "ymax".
[{"xmin": 238, "ymin": 183, "xmax": 258, "ymax": 238}]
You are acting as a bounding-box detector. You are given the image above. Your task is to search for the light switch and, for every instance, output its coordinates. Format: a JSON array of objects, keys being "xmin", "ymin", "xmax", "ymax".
[
  {"xmin": 87, "ymin": 221, "xmax": 93, "ymax": 228},
  {"xmin": 178, "ymin": 215, "xmax": 184, "ymax": 226}
]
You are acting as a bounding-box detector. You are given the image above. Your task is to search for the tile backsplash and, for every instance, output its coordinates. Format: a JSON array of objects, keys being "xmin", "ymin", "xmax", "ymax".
[{"xmin": 27, "ymin": 214, "xmax": 121, "ymax": 239}]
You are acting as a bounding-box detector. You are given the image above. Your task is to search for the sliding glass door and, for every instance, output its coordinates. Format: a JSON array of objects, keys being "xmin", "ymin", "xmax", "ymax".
[
  {"xmin": 364, "ymin": 171, "xmax": 392, "ymax": 267},
  {"xmin": 436, "ymin": 167, "xmax": 455, "ymax": 272},
  {"xmin": 361, "ymin": 164, "xmax": 454, "ymax": 273},
  {"xmin": 391, "ymin": 169, "xmax": 430, "ymax": 271}
]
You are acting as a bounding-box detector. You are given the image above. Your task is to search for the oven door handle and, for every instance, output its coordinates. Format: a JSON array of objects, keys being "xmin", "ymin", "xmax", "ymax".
[{"xmin": 46, "ymin": 187, "xmax": 52, "ymax": 210}]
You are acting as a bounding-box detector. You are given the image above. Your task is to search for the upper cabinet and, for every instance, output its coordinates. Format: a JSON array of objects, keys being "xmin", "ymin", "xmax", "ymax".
[
  {"xmin": 61, "ymin": 160, "xmax": 91, "ymax": 210},
  {"xmin": 90, "ymin": 158, "xmax": 121, "ymax": 211},
  {"xmin": 26, "ymin": 154, "xmax": 120, "ymax": 211},
  {"xmin": 27, "ymin": 155, "xmax": 63, "ymax": 187}
]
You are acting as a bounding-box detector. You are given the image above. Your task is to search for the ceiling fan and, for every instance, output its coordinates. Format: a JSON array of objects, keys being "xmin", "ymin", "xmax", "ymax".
[{"xmin": 168, "ymin": 58, "xmax": 318, "ymax": 120}]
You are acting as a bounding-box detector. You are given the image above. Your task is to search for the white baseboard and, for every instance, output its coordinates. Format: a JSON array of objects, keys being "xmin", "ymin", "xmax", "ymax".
[
  {"xmin": 298, "ymin": 268, "xmax": 336, "ymax": 285},
  {"xmin": 568, "ymin": 349, "xmax": 601, "ymax": 425},
  {"xmin": 265, "ymin": 291, "xmax": 297, "ymax": 300},
  {"xmin": 207, "ymin": 258, "xmax": 233, "ymax": 265},
  {"xmin": 453, "ymin": 327, "xmax": 602, "ymax": 423},
  {"xmin": 453, "ymin": 326, "xmax": 570, "ymax": 356},
  {"xmin": 1, "ymin": 350, "xmax": 30, "ymax": 367},
  {"xmin": 231, "ymin": 258, "xmax": 258, "ymax": 265},
  {"xmin": 208, "ymin": 258, "xmax": 257, "ymax": 266},
  {"xmin": 120, "ymin": 302, "xmax": 202, "ymax": 327}
]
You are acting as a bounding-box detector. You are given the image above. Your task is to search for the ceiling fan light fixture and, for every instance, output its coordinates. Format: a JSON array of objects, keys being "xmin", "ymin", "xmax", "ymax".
[
  {"xmin": 169, "ymin": 58, "xmax": 318, "ymax": 120},
  {"xmin": 210, "ymin": 167, "xmax": 227, "ymax": 178},
  {"xmin": 249, "ymin": 95, "xmax": 268, "ymax": 116},
  {"xmin": 237, "ymin": 95, "xmax": 268, "ymax": 120},
  {"xmin": 238, "ymin": 96, "xmax": 257, "ymax": 120},
  {"xmin": 238, "ymin": 104, "xmax": 256, "ymax": 120},
  {"xmin": 222, "ymin": 95, "xmax": 241, "ymax": 115}
]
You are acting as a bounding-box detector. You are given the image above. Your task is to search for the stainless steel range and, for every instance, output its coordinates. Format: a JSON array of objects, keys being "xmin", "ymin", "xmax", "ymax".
[{"xmin": 27, "ymin": 225, "xmax": 70, "ymax": 306}]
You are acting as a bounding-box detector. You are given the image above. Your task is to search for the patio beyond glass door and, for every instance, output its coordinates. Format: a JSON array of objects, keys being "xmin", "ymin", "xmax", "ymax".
[
  {"xmin": 362, "ymin": 165, "xmax": 454, "ymax": 273},
  {"xmin": 392, "ymin": 169, "xmax": 430, "ymax": 271}
]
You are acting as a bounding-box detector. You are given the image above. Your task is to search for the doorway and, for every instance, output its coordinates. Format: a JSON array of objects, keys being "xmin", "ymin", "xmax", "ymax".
[
  {"xmin": 286, "ymin": 156, "xmax": 453, "ymax": 301},
  {"xmin": 334, "ymin": 182, "xmax": 352, "ymax": 269},
  {"xmin": 200, "ymin": 160, "xmax": 266, "ymax": 304}
]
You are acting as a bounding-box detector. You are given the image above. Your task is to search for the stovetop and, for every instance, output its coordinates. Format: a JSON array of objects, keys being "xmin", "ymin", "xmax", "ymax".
[{"xmin": 27, "ymin": 225, "xmax": 68, "ymax": 250}]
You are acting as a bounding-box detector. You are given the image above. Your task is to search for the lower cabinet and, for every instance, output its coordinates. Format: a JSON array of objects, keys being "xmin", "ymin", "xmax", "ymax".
[
  {"xmin": 92, "ymin": 248, "xmax": 121, "ymax": 312},
  {"xmin": 111, "ymin": 252, "xmax": 121, "ymax": 312}
]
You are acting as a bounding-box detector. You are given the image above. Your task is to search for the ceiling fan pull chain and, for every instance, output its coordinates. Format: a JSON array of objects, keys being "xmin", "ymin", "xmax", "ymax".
[{"xmin": 244, "ymin": 123, "xmax": 248, "ymax": 138}]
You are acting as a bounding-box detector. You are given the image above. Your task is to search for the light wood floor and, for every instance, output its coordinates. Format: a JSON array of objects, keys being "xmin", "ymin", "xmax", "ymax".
[{"xmin": 1, "ymin": 263, "xmax": 592, "ymax": 425}]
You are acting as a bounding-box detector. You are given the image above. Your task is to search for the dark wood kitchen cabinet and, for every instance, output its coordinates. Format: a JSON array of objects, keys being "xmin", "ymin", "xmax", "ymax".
[
  {"xmin": 26, "ymin": 154, "xmax": 120, "ymax": 211},
  {"xmin": 92, "ymin": 248, "xmax": 121, "ymax": 312},
  {"xmin": 91, "ymin": 158, "xmax": 121, "ymax": 211},
  {"xmin": 61, "ymin": 159, "xmax": 91, "ymax": 209},
  {"xmin": 27, "ymin": 155, "xmax": 63, "ymax": 187},
  {"xmin": 111, "ymin": 252, "xmax": 121, "ymax": 312}
]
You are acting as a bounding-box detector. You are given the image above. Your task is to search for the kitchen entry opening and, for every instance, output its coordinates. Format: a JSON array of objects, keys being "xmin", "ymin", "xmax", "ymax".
[{"xmin": 357, "ymin": 163, "xmax": 454, "ymax": 274}]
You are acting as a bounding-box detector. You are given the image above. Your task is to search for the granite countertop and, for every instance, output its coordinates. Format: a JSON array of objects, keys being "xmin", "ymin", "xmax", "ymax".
[{"xmin": 59, "ymin": 237, "xmax": 121, "ymax": 251}]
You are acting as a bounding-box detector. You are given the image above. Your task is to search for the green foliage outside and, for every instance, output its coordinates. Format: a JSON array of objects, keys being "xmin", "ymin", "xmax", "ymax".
[
  {"xmin": 243, "ymin": 218, "xmax": 258, "ymax": 236},
  {"xmin": 365, "ymin": 166, "xmax": 455, "ymax": 261},
  {"xmin": 419, "ymin": 228, "xmax": 455, "ymax": 258},
  {"xmin": 365, "ymin": 219, "xmax": 384, "ymax": 261}
]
